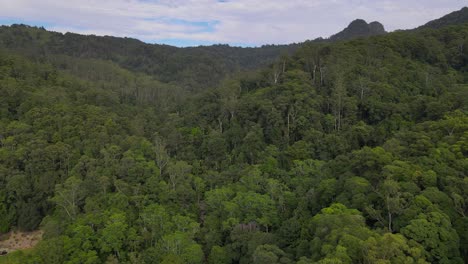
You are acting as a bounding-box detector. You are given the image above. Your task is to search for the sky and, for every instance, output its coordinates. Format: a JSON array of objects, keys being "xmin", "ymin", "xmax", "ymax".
[{"xmin": 0, "ymin": 0, "xmax": 466, "ymax": 47}]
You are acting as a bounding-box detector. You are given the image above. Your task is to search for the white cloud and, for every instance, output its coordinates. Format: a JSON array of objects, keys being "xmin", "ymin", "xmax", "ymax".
[{"xmin": 0, "ymin": 0, "xmax": 466, "ymax": 46}]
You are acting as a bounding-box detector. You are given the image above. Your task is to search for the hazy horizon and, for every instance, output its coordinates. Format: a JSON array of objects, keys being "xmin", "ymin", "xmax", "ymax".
[{"xmin": 0, "ymin": 0, "xmax": 466, "ymax": 47}]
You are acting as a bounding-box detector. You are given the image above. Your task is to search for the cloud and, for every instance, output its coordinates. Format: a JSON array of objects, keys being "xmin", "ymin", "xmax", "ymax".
[{"xmin": 0, "ymin": 0, "xmax": 466, "ymax": 46}]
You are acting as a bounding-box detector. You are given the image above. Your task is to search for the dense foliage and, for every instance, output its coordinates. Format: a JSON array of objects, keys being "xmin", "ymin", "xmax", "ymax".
[
  {"xmin": 0, "ymin": 22, "xmax": 467, "ymax": 264},
  {"xmin": 0, "ymin": 24, "xmax": 298, "ymax": 91}
]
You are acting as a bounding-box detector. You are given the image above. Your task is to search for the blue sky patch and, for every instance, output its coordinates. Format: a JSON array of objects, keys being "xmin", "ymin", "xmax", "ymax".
[{"xmin": 0, "ymin": 18, "xmax": 54, "ymax": 28}]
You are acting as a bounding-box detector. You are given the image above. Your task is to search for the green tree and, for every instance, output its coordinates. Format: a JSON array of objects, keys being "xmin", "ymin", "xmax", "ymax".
[
  {"xmin": 99, "ymin": 212, "xmax": 129, "ymax": 260},
  {"xmin": 401, "ymin": 212, "xmax": 463, "ymax": 263},
  {"xmin": 50, "ymin": 176, "xmax": 84, "ymax": 221}
]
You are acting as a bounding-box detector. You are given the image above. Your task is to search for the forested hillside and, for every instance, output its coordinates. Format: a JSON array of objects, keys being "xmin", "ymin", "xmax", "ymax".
[
  {"xmin": 0, "ymin": 24, "xmax": 299, "ymax": 91},
  {"xmin": 419, "ymin": 7, "xmax": 468, "ymax": 29},
  {"xmin": 0, "ymin": 15, "xmax": 467, "ymax": 264}
]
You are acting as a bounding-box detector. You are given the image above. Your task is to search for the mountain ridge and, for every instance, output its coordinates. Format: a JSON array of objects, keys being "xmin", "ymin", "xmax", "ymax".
[
  {"xmin": 328, "ymin": 19, "xmax": 386, "ymax": 41},
  {"xmin": 418, "ymin": 6, "xmax": 468, "ymax": 29},
  {"xmin": 0, "ymin": 7, "xmax": 466, "ymax": 91},
  {"xmin": 2, "ymin": 6, "xmax": 467, "ymax": 51}
]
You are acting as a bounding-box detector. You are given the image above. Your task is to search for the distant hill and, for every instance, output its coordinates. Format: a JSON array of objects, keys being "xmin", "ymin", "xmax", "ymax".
[
  {"xmin": 329, "ymin": 19, "xmax": 386, "ymax": 41},
  {"xmin": 0, "ymin": 7, "xmax": 465, "ymax": 91},
  {"xmin": 418, "ymin": 7, "xmax": 468, "ymax": 29},
  {"xmin": 0, "ymin": 19, "xmax": 389, "ymax": 91},
  {"xmin": 0, "ymin": 24, "xmax": 300, "ymax": 90}
]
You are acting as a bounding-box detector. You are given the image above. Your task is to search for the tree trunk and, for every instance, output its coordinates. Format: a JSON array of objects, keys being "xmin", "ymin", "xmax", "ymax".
[{"xmin": 320, "ymin": 67, "xmax": 324, "ymax": 86}]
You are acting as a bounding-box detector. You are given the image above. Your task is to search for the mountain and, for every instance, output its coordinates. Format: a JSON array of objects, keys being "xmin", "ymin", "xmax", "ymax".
[
  {"xmin": 0, "ymin": 19, "xmax": 388, "ymax": 90},
  {"xmin": 329, "ymin": 19, "xmax": 386, "ymax": 41},
  {"xmin": 0, "ymin": 24, "xmax": 300, "ymax": 90},
  {"xmin": 418, "ymin": 6, "xmax": 468, "ymax": 29}
]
